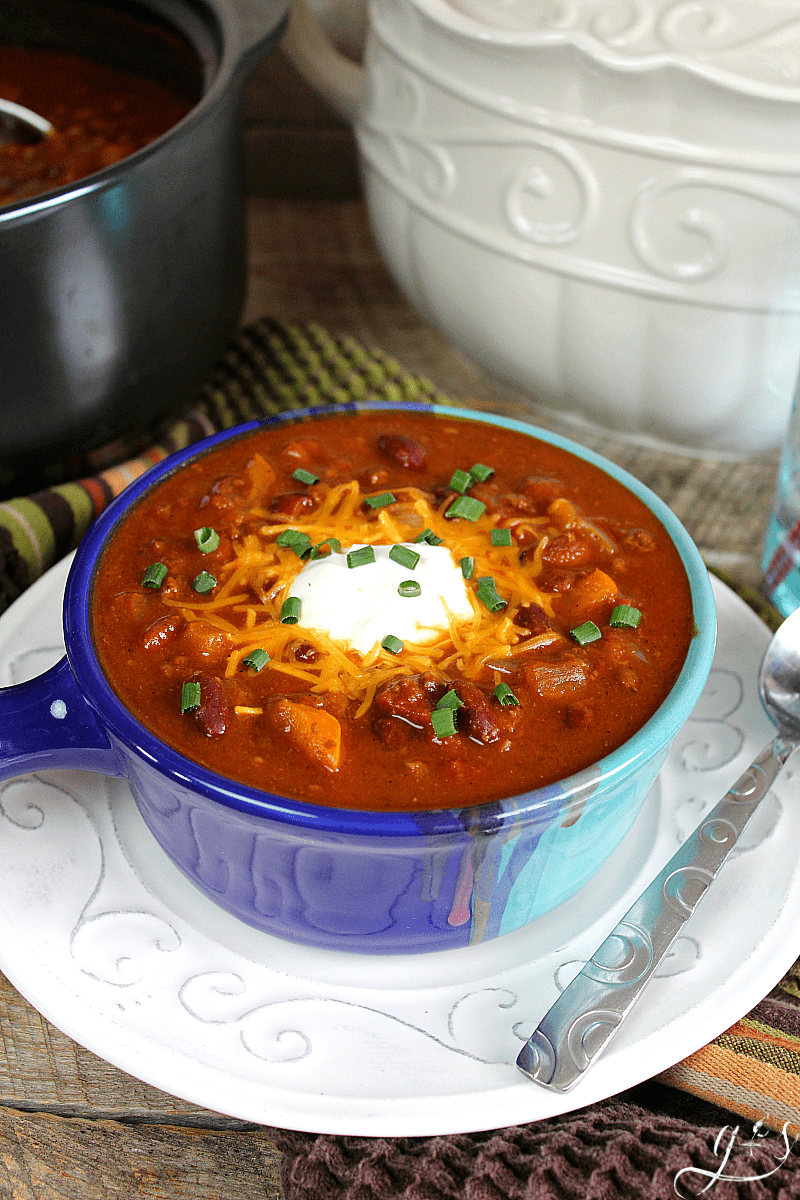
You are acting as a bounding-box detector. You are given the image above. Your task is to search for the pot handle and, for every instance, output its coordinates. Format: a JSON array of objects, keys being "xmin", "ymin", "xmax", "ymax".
[
  {"xmin": 228, "ymin": 0, "xmax": 292, "ymax": 70},
  {"xmin": 282, "ymin": 0, "xmax": 365, "ymax": 124},
  {"xmin": 0, "ymin": 656, "xmax": 121, "ymax": 783}
]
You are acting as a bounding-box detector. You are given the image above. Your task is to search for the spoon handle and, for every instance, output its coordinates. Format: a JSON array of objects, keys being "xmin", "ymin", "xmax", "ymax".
[{"xmin": 517, "ymin": 735, "xmax": 796, "ymax": 1091}]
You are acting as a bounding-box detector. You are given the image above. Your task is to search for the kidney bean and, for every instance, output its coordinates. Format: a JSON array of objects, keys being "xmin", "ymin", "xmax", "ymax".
[
  {"xmin": 515, "ymin": 603, "xmax": 552, "ymax": 634},
  {"xmin": 141, "ymin": 614, "xmax": 184, "ymax": 652},
  {"xmin": 456, "ymin": 681, "xmax": 503, "ymax": 744},
  {"xmin": 271, "ymin": 492, "xmax": 316, "ymax": 518},
  {"xmin": 292, "ymin": 642, "xmax": 320, "ymax": 663},
  {"xmin": 194, "ymin": 674, "xmax": 228, "ymax": 738},
  {"xmin": 377, "ymin": 433, "xmax": 427, "ymax": 471}
]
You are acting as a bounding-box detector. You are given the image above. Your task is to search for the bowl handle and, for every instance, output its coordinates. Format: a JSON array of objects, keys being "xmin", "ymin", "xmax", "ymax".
[
  {"xmin": 0, "ymin": 656, "xmax": 121, "ymax": 782},
  {"xmin": 282, "ymin": 0, "xmax": 365, "ymax": 124}
]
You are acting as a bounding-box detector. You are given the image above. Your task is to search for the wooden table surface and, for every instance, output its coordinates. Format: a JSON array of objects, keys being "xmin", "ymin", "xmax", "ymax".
[{"xmin": 0, "ymin": 196, "xmax": 784, "ymax": 1199}]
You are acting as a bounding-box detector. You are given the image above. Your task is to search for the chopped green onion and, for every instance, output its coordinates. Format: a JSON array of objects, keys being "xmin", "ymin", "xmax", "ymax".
[
  {"xmin": 389, "ymin": 544, "xmax": 420, "ymax": 571},
  {"xmin": 292, "ymin": 467, "xmax": 319, "ymax": 485},
  {"xmin": 490, "ymin": 528, "xmax": 512, "ymax": 547},
  {"xmin": 494, "ymin": 682, "xmax": 520, "ymax": 707},
  {"xmin": 431, "ymin": 706, "xmax": 458, "ymax": 738},
  {"xmin": 308, "ymin": 537, "xmax": 341, "ymax": 559},
  {"xmin": 142, "ymin": 562, "xmax": 167, "ymax": 589},
  {"xmin": 460, "ymin": 556, "xmax": 474, "ymax": 580},
  {"xmin": 445, "ymin": 495, "xmax": 486, "ymax": 522},
  {"xmin": 194, "ymin": 527, "xmax": 220, "ymax": 554},
  {"xmin": 365, "ymin": 492, "xmax": 396, "ymax": 509},
  {"xmin": 347, "ymin": 546, "xmax": 376, "ymax": 568},
  {"xmin": 610, "ymin": 604, "xmax": 642, "ymax": 629},
  {"xmin": 414, "ymin": 528, "xmax": 443, "ymax": 545},
  {"xmin": 382, "ymin": 634, "xmax": 404, "ymax": 654},
  {"xmin": 571, "ymin": 620, "xmax": 602, "ymax": 645},
  {"xmin": 448, "ymin": 468, "xmax": 472, "ymax": 494},
  {"xmin": 469, "ymin": 463, "xmax": 494, "ymax": 483},
  {"xmin": 280, "ymin": 596, "xmax": 301, "ymax": 624},
  {"xmin": 277, "ymin": 529, "xmax": 313, "ymax": 558},
  {"xmin": 180, "ymin": 681, "xmax": 201, "ymax": 713},
  {"xmin": 435, "ymin": 689, "xmax": 463, "ymax": 711},
  {"xmin": 398, "ymin": 580, "xmax": 421, "ymax": 598},
  {"xmin": 475, "ymin": 576, "xmax": 507, "ymax": 612},
  {"xmin": 192, "ymin": 570, "xmax": 217, "ymax": 594},
  {"xmin": 242, "ymin": 648, "xmax": 270, "ymax": 672}
]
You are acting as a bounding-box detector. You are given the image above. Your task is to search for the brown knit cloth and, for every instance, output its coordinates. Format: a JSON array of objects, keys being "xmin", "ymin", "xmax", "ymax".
[{"xmin": 272, "ymin": 1090, "xmax": 800, "ymax": 1199}]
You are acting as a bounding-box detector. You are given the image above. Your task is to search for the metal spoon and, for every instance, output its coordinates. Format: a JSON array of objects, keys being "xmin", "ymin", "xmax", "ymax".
[
  {"xmin": 0, "ymin": 99, "xmax": 53, "ymax": 145},
  {"xmin": 517, "ymin": 602, "xmax": 800, "ymax": 1092}
]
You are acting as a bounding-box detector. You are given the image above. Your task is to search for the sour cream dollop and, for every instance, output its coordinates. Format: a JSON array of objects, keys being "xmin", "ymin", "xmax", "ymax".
[{"xmin": 287, "ymin": 543, "xmax": 474, "ymax": 655}]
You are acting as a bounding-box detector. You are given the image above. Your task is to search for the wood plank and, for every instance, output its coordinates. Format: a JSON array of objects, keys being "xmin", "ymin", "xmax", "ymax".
[
  {"xmin": 0, "ymin": 973, "xmax": 240, "ymax": 1124},
  {"xmin": 0, "ymin": 1108, "xmax": 282, "ymax": 1200}
]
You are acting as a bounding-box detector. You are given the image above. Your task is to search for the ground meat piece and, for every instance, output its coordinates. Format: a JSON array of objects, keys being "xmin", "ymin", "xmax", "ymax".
[
  {"xmin": 199, "ymin": 474, "xmax": 249, "ymax": 518},
  {"xmin": 280, "ymin": 438, "xmax": 326, "ymax": 466},
  {"xmin": 521, "ymin": 474, "xmax": 566, "ymax": 509},
  {"xmin": 373, "ymin": 676, "xmax": 433, "ymax": 730},
  {"xmin": 373, "ymin": 716, "xmax": 413, "ymax": 748},
  {"xmin": 565, "ymin": 704, "xmax": 592, "ymax": 729},
  {"xmin": 542, "ymin": 532, "xmax": 592, "ymax": 567},
  {"xmin": 360, "ymin": 467, "xmax": 390, "ymax": 489},
  {"xmin": 536, "ymin": 566, "xmax": 593, "ymax": 594},
  {"xmin": 525, "ymin": 655, "xmax": 591, "ymax": 699},
  {"xmin": 515, "ymin": 603, "xmax": 552, "ymax": 634},
  {"xmin": 114, "ymin": 588, "xmax": 158, "ymax": 624}
]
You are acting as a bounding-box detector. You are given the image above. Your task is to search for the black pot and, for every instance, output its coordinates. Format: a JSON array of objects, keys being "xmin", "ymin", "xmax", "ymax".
[{"xmin": 0, "ymin": 0, "xmax": 286, "ymax": 494}]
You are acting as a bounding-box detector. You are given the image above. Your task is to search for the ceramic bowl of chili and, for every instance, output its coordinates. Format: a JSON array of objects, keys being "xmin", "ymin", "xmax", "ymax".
[
  {"xmin": 0, "ymin": 402, "xmax": 717, "ymax": 955},
  {"xmin": 0, "ymin": 0, "xmax": 285, "ymax": 493}
]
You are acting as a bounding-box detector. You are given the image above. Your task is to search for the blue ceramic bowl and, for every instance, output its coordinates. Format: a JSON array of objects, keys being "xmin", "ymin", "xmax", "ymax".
[{"xmin": 0, "ymin": 404, "xmax": 716, "ymax": 954}]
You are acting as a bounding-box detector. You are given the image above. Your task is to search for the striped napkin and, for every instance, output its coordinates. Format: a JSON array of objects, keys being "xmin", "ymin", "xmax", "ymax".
[{"xmin": 1, "ymin": 316, "xmax": 798, "ymax": 1142}]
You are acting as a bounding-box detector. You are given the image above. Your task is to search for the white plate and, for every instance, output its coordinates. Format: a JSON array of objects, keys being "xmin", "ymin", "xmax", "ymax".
[{"xmin": 0, "ymin": 559, "xmax": 796, "ymax": 1136}]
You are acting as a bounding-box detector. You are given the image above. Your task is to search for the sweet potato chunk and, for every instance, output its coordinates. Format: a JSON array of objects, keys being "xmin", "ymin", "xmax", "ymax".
[
  {"xmin": 559, "ymin": 568, "xmax": 618, "ymax": 625},
  {"xmin": 272, "ymin": 699, "xmax": 342, "ymax": 771}
]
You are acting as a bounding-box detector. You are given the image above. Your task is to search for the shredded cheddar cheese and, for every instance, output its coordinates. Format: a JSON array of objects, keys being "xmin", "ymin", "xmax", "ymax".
[{"xmin": 160, "ymin": 479, "xmax": 576, "ymax": 713}]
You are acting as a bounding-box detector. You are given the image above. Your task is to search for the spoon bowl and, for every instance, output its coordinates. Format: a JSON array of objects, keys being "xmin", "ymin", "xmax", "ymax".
[
  {"xmin": 761, "ymin": 605, "xmax": 800, "ymax": 739},
  {"xmin": 0, "ymin": 98, "xmax": 53, "ymax": 145},
  {"xmin": 519, "ymin": 600, "xmax": 800, "ymax": 1091}
]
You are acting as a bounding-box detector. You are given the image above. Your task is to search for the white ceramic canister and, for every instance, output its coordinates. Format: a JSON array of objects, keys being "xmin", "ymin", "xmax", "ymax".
[{"xmin": 285, "ymin": 0, "xmax": 800, "ymax": 457}]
